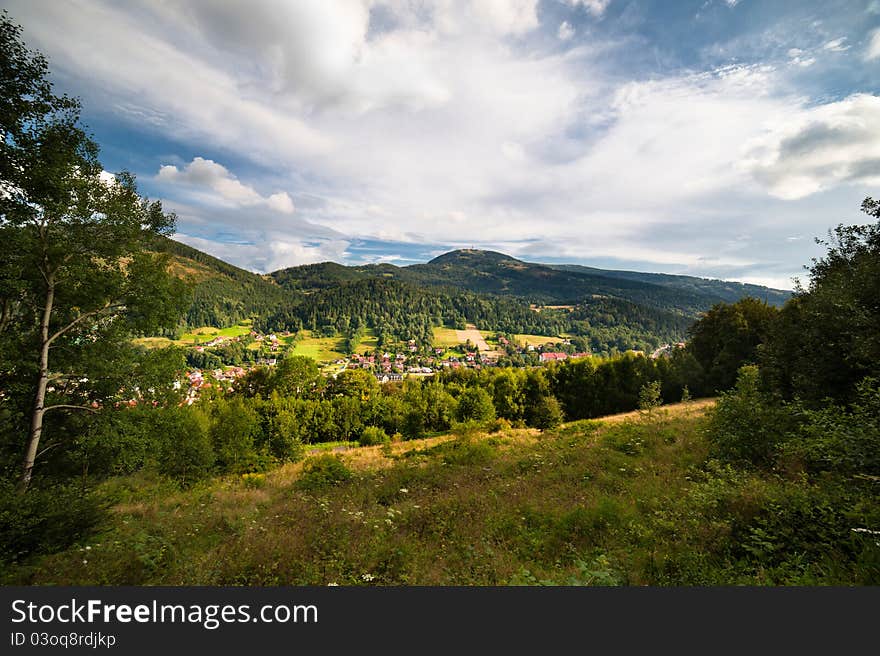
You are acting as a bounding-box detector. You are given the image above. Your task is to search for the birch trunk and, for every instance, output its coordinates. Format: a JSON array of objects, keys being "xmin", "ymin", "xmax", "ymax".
[{"xmin": 19, "ymin": 273, "xmax": 54, "ymax": 492}]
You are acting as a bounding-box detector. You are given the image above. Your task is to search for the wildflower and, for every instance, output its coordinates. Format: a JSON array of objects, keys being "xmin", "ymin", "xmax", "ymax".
[
  {"xmin": 362, "ymin": 573, "xmax": 375, "ymax": 582},
  {"xmin": 399, "ymin": 488, "xmax": 409, "ymax": 493},
  {"xmin": 82, "ymin": 560, "xmax": 88, "ymax": 565}
]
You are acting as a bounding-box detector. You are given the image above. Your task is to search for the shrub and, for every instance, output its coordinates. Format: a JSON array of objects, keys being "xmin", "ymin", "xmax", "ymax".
[
  {"xmin": 296, "ymin": 455, "xmax": 352, "ymax": 491},
  {"xmin": 359, "ymin": 426, "xmax": 390, "ymax": 447},
  {"xmin": 638, "ymin": 381, "xmax": 663, "ymax": 414},
  {"xmin": 707, "ymin": 366, "xmax": 802, "ymax": 468},
  {"xmin": 530, "ymin": 395, "xmax": 564, "ymax": 430},
  {"xmin": 208, "ymin": 397, "xmax": 261, "ymax": 474},
  {"xmin": 456, "ymin": 387, "xmax": 496, "ymax": 424},
  {"xmin": 153, "ymin": 407, "xmax": 215, "ymax": 485},
  {"xmin": 0, "ymin": 480, "xmax": 103, "ymax": 564},
  {"xmin": 241, "ymin": 473, "xmax": 267, "ymax": 489}
]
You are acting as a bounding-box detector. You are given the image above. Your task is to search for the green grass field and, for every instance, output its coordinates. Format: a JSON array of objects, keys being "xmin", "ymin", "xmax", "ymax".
[
  {"xmin": 514, "ymin": 333, "xmax": 563, "ymax": 347},
  {"xmin": 179, "ymin": 322, "xmax": 252, "ymax": 344},
  {"xmin": 5, "ymin": 402, "xmax": 736, "ymax": 586},
  {"xmin": 289, "ymin": 331, "xmax": 347, "ymax": 362},
  {"xmin": 353, "ymin": 328, "xmax": 379, "ymax": 353},
  {"xmin": 432, "ymin": 326, "xmax": 461, "ymax": 348}
]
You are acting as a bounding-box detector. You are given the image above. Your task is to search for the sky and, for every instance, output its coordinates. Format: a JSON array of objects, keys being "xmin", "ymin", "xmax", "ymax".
[{"xmin": 6, "ymin": 0, "xmax": 880, "ymax": 289}]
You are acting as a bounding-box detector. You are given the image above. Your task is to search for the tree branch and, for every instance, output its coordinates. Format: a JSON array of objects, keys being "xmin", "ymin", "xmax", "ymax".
[
  {"xmin": 46, "ymin": 301, "xmax": 124, "ymax": 346},
  {"xmin": 43, "ymin": 404, "xmax": 99, "ymax": 414}
]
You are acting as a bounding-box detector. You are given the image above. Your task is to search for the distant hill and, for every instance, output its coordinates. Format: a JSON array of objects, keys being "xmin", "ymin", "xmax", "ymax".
[
  {"xmin": 548, "ymin": 263, "xmax": 791, "ymax": 307},
  {"xmin": 151, "ymin": 236, "xmax": 293, "ymax": 327},
  {"xmin": 270, "ymin": 248, "xmax": 791, "ymax": 316}
]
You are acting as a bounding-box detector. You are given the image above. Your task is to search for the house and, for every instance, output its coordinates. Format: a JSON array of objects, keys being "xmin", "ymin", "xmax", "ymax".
[{"xmin": 540, "ymin": 352, "xmax": 569, "ymax": 362}]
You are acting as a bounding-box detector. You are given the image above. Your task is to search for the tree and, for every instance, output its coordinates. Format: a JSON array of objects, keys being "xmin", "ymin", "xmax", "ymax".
[
  {"xmin": 687, "ymin": 297, "xmax": 778, "ymax": 393},
  {"xmin": 0, "ymin": 13, "xmax": 186, "ymax": 490},
  {"xmin": 761, "ymin": 198, "xmax": 880, "ymax": 404},
  {"xmin": 456, "ymin": 386, "xmax": 495, "ymax": 424}
]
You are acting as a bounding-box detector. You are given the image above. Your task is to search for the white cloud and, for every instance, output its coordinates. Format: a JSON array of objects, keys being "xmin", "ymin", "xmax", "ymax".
[
  {"xmin": 174, "ymin": 234, "xmax": 349, "ymax": 271},
  {"xmin": 822, "ymin": 37, "xmax": 850, "ymax": 52},
  {"xmin": 2, "ymin": 0, "xmax": 871, "ymax": 285},
  {"xmin": 566, "ymin": 0, "xmax": 612, "ymax": 17},
  {"xmin": 741, "ymin": 93, "xmax": 880, "ymax": 199},
  {"xmin": 865, "ymin": 28, "xmax": 880, "ymax": 61},
  {"xmin": 158, "ymin": 157, "xmax": 295, "ymax": 213},
  {"xmin": 558, "ymin": 21, "xmax": 575, "ymax": 41}
]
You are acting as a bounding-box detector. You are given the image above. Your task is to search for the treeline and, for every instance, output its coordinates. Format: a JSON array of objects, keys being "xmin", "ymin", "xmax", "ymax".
[{"xmin": 671, "ymin": 198, "xmax": 880, "ymax": 584}]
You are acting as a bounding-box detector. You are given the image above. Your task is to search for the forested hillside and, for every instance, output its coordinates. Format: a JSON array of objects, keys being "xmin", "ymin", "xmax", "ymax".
[
  {"xmin": 150, "ymin": 236, "xmax": 294, "ymax": 329},
  {"xmin": 256, "ymin": 277, "xmax": 691, "ymax": 353},
  {"xmin": 271, "ymin": 248, "xmax": 791, "ymax": 314}
]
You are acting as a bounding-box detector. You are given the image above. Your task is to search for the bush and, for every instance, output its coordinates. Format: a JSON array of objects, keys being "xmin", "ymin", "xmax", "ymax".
[
  {"xmin": 707, "ymin": 366, "xmax": 802, "ymax": 468},
  {"xmin": 359, "ymin": 426, "xmax": 389, "ymax": 447},
  {"xmin": 456, "ymin": 387, "xmax": 496, "ymax": 424},
  {"xmin": 208, "ymin": 397, "xmax": 261, "ymax": 474},
  {"xmin": 296, "ymin": 455, "xmax": 352, "ymax": 491},
  {"xmin": 638, "ymin": 381, "xmax": 662, "ymax": 413},
  {"xmin": 787, "ymin": 377, "xmax": 880, "ymax": 477},
  {"xmin": 0, "ymin": 480, "xmax": 103, "ymax": 564},
  {"xmin": 241, "ymin": 473, "xmax": 267, "ymax": 489},
  {"xmin": 153, "ymin": 407, "xmax": 215, "ymax": 485},
  {"xmin": 530, "ymin": 395, "xmax": 564, "ymax": 430}
]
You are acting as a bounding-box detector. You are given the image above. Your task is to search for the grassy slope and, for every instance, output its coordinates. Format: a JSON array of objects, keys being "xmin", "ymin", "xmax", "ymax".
[
  {"xmin": 6, "ymin": 401, "xmax": 736, "ymax": 586},
  {"xmin": 288, "ymin": 331, "xmax": 347, "ymax": 362}
]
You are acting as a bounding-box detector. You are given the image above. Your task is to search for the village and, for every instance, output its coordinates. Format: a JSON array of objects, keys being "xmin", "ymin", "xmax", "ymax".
[{"xmin": 174, "ymin": 323, "xmax": 681, "ymax": 405}]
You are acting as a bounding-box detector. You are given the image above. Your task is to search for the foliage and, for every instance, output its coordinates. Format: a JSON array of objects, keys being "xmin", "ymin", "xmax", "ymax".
[
  {"xmin": 296, "ymin": 455, "xmax": 352, "ymax": 491},
  {"xmin": 0, "ymin": 12, "xmax": 187, "ymax": 488},
  {"xmin": 359, "ymin": 426, "xmax": 390, "ymax": 447},
  {"xmin": 686, "ymin": 297, "xmax": 778, "ymax": 394},
  {"xmin": 638, "ymin": 381, "xmax": 663, "ymax": 414},
  {"xmin": 761, "ymin": 199, "xmax": 880, "ymax": 404},
  {"xmin": 0, "ymin": 480, "xmax": 103, "ymax": 565},
  {"xmin": 707, "ymin": 366, "xmax": 801, "ymax": 468}
]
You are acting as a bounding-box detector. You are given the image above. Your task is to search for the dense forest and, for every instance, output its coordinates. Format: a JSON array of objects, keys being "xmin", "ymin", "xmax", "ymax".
[
  {"xmin": 149, "ymin": 236, "xmax": 294, "ymax": 330},
  {"xmin": 256, "ymin": 277, "xmax": 691, "ymax": 353}
]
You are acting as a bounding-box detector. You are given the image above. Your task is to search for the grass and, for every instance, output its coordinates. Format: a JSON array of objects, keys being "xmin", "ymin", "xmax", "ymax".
[
  {"xmin": 353, "ymin": 328, "xmax": 379, "ymax": 353},
  {"xmin": 133, "ymin": 336, "xmax": 175, "ymax": 349},
  {"xmin": 135, "ymin": 322, "xmax": 254, "ymax": 349},
  {"xmin": 4, "ymin": 401, "xmax": 734, "ymax": 586},
  {"xmin": 432, "ymin": 326, "xmax": 462, "ymax": 348},
  {"xmin": 289, "ymin": 331, "xmax": 347, "ymax": 362},
  {"xmin": 179, "ymin": 323, "xmax": 252, "ymax": 344},
  {"xmin": 514, "ymin": 334, "xmax": 563, "ymax": 347}
]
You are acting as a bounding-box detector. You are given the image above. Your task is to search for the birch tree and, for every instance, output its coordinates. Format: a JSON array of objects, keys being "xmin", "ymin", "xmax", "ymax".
[{"xmin": 0, "ymin": 12, "xmax": 186, "ymax": 490}]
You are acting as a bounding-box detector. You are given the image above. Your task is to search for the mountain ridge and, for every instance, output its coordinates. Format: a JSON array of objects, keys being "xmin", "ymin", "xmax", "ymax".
[{"xmin": 267, "ymin": 247, "xmax": 791, "ymax": 314}]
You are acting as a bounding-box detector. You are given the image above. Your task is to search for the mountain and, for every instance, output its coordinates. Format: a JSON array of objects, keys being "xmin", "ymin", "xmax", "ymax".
[
  {"xmin": 158, "ymin": 239, "xmax": 791, "ymax": 354},
  {"xmin": 269, "ymin": 248, "xmax": 791, "ymax": 317},
  {"xmin": 548, "ymin": 264, "xmax": 791, "ymax": 307},
  {"xmin": 151, "ymin": 236, "xmax": 293, "ymax": 327}
]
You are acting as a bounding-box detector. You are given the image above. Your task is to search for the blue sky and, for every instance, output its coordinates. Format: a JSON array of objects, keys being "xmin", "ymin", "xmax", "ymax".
[{"xmin": 6, "ymin": 0, "xmax": 880, "ymax": 288}]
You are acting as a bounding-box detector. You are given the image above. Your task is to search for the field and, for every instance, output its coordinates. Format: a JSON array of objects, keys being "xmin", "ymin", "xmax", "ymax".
[
  {"xmin": 134, "ymin": 322, "xmax": 254, "ymax": 349},
  {"xmin": 432, "ymin": 326, "xmax": 462, "ymax": 348},
  {"xmin": 5, "ymin": 400, "xmax": 738, "ymax": 586},
  {"xmin": 178, "ymin": 322, "xmax": 252, "ymax": 344},
  {"xmin": 514, "ymin": 333, "xmax": 564, "ymax": 347},
  {"xmin": 353, "ymin": 328, "xmax": 379, "ymax": 353},
  {"xmin": 289, "ymin": 331, "xmax": 347, "ymax": 362}
]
